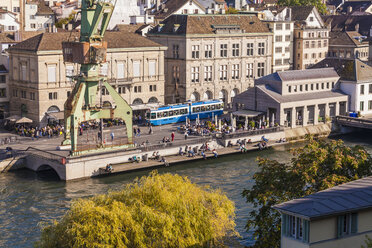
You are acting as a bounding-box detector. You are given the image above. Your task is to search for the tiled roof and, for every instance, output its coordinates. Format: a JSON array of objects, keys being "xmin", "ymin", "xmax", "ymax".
[
  {"xmin": 311, "ymin": 58, "xmax": 372, "ymax": 82},
  {"xmin": 256, "ymin": 84, "xmax": 347, "ymax": 103},
  {"xmin": 329, "ymin": 31, "xmax": 368, "ymax": 47},
  {"xmin": 114, "ymin": 24, "xmax": 151, "ymax": 34},
  {"xmin": 256, "ymin": 68, "xmax": 339, "ymax": 83},
  {"xmin": 340, "ymin": 1, "xmax": 372, "ymax": 13},
  {"xmin": 36, "ymin": 0, "xmax": 54, "ymax": 15},
  {"xmin": 323, "ymin": 15, "xmax": 372, "ymax": 36},
  {"xmin": 149, "ymin": 14, "xmax": 270, "ymax": 35},
  {"xmin": 10, "ymin": 31, "xmax": 164, "ymax": 52},
  {"xmin": 290, "ymin": 6, "xmax": 315, "ymax": 21},
  {"xmin": 0, "ymin": 33, "xmax": 16, "ymax": 43},
  {"xmin": 273, "ymin": 176, "xmax": 372, "ymax": 219}
]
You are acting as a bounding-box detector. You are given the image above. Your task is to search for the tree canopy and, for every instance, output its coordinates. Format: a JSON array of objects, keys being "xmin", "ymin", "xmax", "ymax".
[
  {"xmin": 36, "ymin": 171, "xmax": 238, "ymax": 248},
  {"xmin": 277, "ymin": 0, "xmax": 327, "ymax": 14},
  {"xmin": 242, "ymin": 136, "xmax": 372, "ymax": 248}
]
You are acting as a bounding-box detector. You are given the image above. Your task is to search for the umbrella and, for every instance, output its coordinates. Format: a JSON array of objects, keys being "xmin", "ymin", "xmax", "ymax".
[
  {"xmin": 6, "ymin": 115, "xmax": 21, "ymax": 122},
  {"xmin": 16, "ymin": 117, "xmax": 33, "ymax": 124}
]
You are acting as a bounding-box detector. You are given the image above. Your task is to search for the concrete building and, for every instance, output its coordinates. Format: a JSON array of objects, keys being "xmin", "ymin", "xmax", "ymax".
[
  {"xmin": 263, "ymin": 7, "xmax": 294, "ymax": 72},
  {"xmin": 0, "ymin": 8, "xmax": 20, "ymax": 32},
  {"xmin": 274, "ymin": 176, "xmax": 372, "ymax": 248},
  {"xmin": 148, "ymin": 14, "xmax": 273, "ymax": 105},
  {"xmin": 292, "ymin": 6, "xmax": 330, "ymax": 70},
  {"xmin": 312, "ymin": 58, "xmax": 372, "ymax": 116},
  {"xmin": 233, "ymin": 68, "xmax": 348, "ymax": 127},
  {"xmin": 8, "ymin": 31, "xmax": 166, "ymax": 125},
  {"xmin": 0, "ymin": 64, "xmax": 10, "ymax": 119},
  {"xmin": 328, "ymin": 31, "xmax": 369, "ymax": 61},
  {"xmin": 24, "ymin": 0, "xmax": 55, "ymax": 31}
]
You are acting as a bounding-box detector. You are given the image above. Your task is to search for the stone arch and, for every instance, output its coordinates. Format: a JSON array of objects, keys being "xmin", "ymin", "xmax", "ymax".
[
  {"xmin": 36, "ymin": 164, "xmax": 61, "ymax": 180},
  {"xmin": 230, "ymin": 88, "xmax": 239, "ymax": 102},
  {"xmin": 190, "ymin": 92, "xmax": 200, "ymax": 102},
  {"xmin": 148, "ymin": 97, "xmax": 159, "ymax": 103},
  {"xmin": 203, "ymin": 90, "xmax": 213, "ymax": 100},
  {"xmin": 47, "ymin": 105, "xmax": 60, "ymax": 113},
  {"xmin": 103, "ymin": 101, "xmax": 112, "ymax": 108},
  {"xmin": 218, "ymin": 89, "xmax": 228, "ymax": 103},
  {"xmin": 132, "ymin": 98, "xmax": 143, "ymax": 105}
]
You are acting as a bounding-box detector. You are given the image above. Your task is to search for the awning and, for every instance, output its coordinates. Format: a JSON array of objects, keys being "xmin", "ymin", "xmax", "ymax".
[
  {"xmin": 6, "ymin": 115, "xmax": 21, "ymax": 122},
  {"xmin": 46, "ymin": 111, "xmax": 64, "ymax": 120},
  {"xmin": 233, "ymin": 110, "xmax": 263, "ymax": 118},
  {"xmin": 131, "ymin": 103, "xmax": 161, "ymax": 111},
  {"xmin": 16, "ymin": 117, "xmax": 33, "ymax": 124}
]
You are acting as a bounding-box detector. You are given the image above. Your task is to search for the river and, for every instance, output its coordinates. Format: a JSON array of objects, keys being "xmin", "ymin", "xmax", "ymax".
[{"xmin": 1, "ymin": 132, "xmax": 372, "ymax": 248}]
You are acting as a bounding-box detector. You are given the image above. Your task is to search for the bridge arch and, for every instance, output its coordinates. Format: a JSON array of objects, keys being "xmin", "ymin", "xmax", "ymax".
[{"xmin": 36, "ymin": 164, "xmax": 61, "ymax": 180}]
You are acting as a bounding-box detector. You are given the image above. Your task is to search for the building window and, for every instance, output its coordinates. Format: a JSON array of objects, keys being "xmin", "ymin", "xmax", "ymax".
[
  {"xmin": 149, "ymin": 85, "xmax": 157, "ymax": 92},
  {"xmin": 133, "ymin": 61, "xmax": 140, "ymax": 77},
  {"xmin": 13, "ymin": 7, "xmax": 20, "ymax": 12},
  {"xmin": 67, "ymin": 91, "xmax": 71, "ymax": 97},
  {"xmin": 134, "ymin": 86, "xmax": 142, "ymax": 93},
  {"xmin": 369, "ymin": 84, "xmax": 372, "ymax": 94},
  {"xmin": 316, "ymin": 83, "xmax": 319, "ymax": 90},
  {"xmin": 12, "ymin": 89, "xmax": 18, "ymax": 97},
  {"xmin": 305, "ymin": 84, "xmax": 308, "ymax": 91},
  {"xmin": 326, "ymin": 82, "xmax": 329, "ymax": 89},
  {"xmin": 246, "ymin": 63, "xmax": 253, "ymax": 78},
  {"xmin": 148, "ymin": 60, "xmax": 156, "ymax": 77},
  {"xmin": 30, "ymin": 24, "xmax": 36, "ymax": 29},
  {"xmin": 117, "ymin": 62, "xmax": 124, "ymax": 79},
  {"xmin": 47, "ymin": 65, "xmax": 56, "ymax": 83},
  {"xmin": 219, "ymin": 65, "xmax": 227, "ymax": 80},
  {"xmin": 257, "ymin": 62, "xmax": 265, "ymax": 77},
  {"xmin": 191, "ymin": 67, "xmax": 199, "ymax": 83},
  {"xmin": 285, "ymin": 35, "xmax": 291, "ymax": 42},
  {"xmin": 282, "ymin": 214, "xmax": 309, "ymax": 243},
  {"xmin": 360, "ymin": 85, "xmax": 365, "ymax": 95},
  {"xmin": 258, "ymin": 43, "xmax": 265, "ymax": 55},
  {"xmin": 20, "ymin": 64, "xmax": 27, "ymax": 81},
  {"xmin": 324, "ymin": 40, "xmax": 327, "ymax": 47},
  {"xmin": 247, "ymin": 43, "xmax": 254, "ymax": 56},
  {"xmin": 65, "ymin": 65, "xmax": 74, "ymax": 82},
  {"xmin": 0, "ymin": 75, "xmax": 5, "ymax": 83},
  {"xmin": 288, "ymin": 85, "xmax": 291, "ymax": 93},
  {"xmin": 305, "ymin": 41, "xmax": 309, "ymax": 48},
  {"xmin": 118, "ymin": 86, "xmax": 125, "ymax": 94},
  {"xmin": 275, "ymin": 47, "xmax": 282, "ymax": 54},
  {"xmin": 172, "ymin": 44, "xmax": 179, "ymax": 59},
  {"xmin": 369, "ymin": 100, "xmax": 372, "ymax": 110},
  {"xmin": 311, "ymin": 41, "xmax": 315, "ymax": 48},
  {"xmin": 172, "ymin": 66, "xmax": 180, "ymax": 84},
  {"xmin": 304, "ymin": 53, "xmax": 308, "ymax": 59},
  {"xmin": 204, "ymin": 66, "xmax": 212, "ymax": 82},
  {"xmin": 318, "ymin": 40, "xmax": 322, "ymax": 48},
  {"xmin": 231, "ymin": 64, "xmax": 239, "ymax": 79},
  {"xmin": 192, "ymin": 45, "xmax": 199, "ymax": 59},
  {"xmin": 360, "ymin": 101, "xmax": 364, "ymax": 111},
  {"xmin": 232, "ymin": 43, "xmax": 239, "ymax": 57},
  {"xmin": 275, "ymin": 36, "xmax": 282, "ymax": 42},
  {"xmin": 0, "ymin": 88, "xmax": 6, "ymax": 98},
  {"xmin": 285, "ymin": 23, "xmax": 291, "ymax": 30},
  {"xmin": 275, "ymin": 59, "xmax": 282, "ymax": 65},
  {"xmin": 183, "ymin": 9, "xmax": 188, "ymax": 14},
  {"xmin": 29, "ymin": 92, "xmax": 35, "ymax": 100},
  {"xmin": 220, "ymin": 44, "xmax": 227, "ymax": 57},
  {"xmin": 337, "ymin": 213, "xmax": 358, "ymax": 238},
  {"xmin": 205, "ymin": 44, "xmax": 212, "ymax": 58},
  {"xmin": 21, "ymin": 90, "xmax": 26, "ymax": 99},
  {"xmin": 300, "ymin": 85, "xmax": 303, "ymax": 91}
]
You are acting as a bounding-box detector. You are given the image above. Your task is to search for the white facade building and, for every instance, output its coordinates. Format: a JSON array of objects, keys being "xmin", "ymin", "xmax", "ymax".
[
  {"xmin": 24, "ymin": 1, "xmax": 55, "ymax": 31},
  {"xmin": 0, "ymin": 0, "xmax": 21, "ymax": 22},
  {"xmin": 0, "ymin": 8, "xmax": 20, "ymax": 32}
]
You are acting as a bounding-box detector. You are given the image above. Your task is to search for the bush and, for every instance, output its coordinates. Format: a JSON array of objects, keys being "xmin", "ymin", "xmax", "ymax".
[{"xmin": 36, "ymin": 171, "xmax": 238, "ymax": 248}]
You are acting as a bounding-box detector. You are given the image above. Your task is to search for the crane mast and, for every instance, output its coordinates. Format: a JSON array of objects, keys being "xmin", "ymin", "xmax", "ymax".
[{"xmin": 62, "ymin": 0, "xmax": 133, "ymax": 155}]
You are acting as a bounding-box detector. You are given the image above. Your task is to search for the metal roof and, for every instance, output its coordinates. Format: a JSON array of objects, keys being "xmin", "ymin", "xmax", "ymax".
[{"xmin": 273, "ymin": 176, "xmax": 372, "ymax": 220}]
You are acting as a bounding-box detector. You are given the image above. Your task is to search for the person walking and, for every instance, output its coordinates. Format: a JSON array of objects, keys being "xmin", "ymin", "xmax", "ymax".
[
  {"xmin": 134, "ymin": 127, "xmax": 137, "ymax": 136},
  {"xmin": 171, "ymin": 132, "xmax": 175, "ymax": 142},
  {"xmin": 149, "ymin": 125, "xmax": 153, "ymax": 134},
  {"xmin": 184, "ymin": 131, "xmax": 188, "ymax": 140},
  {"xmin": 137, "ymin": 127, "xmax": 141, "ymax": 137},
  {"xmin": 110, "ymin": 131, "xmax": 114, "ymax": 142}
]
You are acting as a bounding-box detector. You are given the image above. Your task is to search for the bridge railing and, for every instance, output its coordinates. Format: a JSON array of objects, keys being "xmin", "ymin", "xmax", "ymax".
[
  {"xmin": 336, "ymin": 116, "xmax": 372, "ymax": 125},
  {"xmin": 12, "ymin": 147, "xmax": 67, "ymax": 164}
]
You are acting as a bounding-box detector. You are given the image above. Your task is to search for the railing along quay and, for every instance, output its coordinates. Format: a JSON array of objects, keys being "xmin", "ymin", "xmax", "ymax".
[
  {"xmin": 138, "ymin": 136, "xmax": 212, "ymax": 152},
  {"xmin": 336, "ymin": 116, "xmax": 372, "ymax": 129},
  {"xmin": 221, "ymin": 126, "xmax": 284, "ymax": 139}
]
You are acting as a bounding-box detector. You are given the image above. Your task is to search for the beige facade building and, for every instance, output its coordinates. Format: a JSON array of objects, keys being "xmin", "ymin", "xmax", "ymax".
[
  {"xmin": 328, "ymin": 31, "xmax": 369, "ymax": 61},
  {"xmin": 274, "ymin": 176, "xmax": 372, "ymax": 248},
  {"xmin": 8, "ymin": 31, "xmax": 166, "ymax": 125},
  {"xmin": 233, "ymin": 68, "xmax": 348, "ymax": 127},
  {"xmin": 292, "ymin": 6, "xmax": 330, "ymax": 70},
  {"xmin": 148, "ymin": 14, "xmax": 273, "ymax": 105}
]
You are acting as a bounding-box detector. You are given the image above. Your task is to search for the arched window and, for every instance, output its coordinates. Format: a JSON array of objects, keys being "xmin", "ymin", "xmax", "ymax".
[
  {"xmin": 203, "ymin": 91, "xmax": 213, "ymax": 100},
  {"xmin": 148, "ymin": 97, "xmax": 158, "ymax": 103},
  {"xmin": 132, "ymin": 98, "xmax": 143, "ymax": 105},
  {"xmin": 103, "ymin": 101, "xmax": 112, "ymax": 108},
  {"xmin": 47, "ymin": 105, "xmax": 60, "ymax": 113},
  {"xmin": 190, "ymin": 92, "xmax": 200, "ymax": 102}
]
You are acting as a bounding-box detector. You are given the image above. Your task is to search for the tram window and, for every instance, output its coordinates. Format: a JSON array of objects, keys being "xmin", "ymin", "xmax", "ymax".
[
  {"xmin": 146, "ymin": 113, "xmax": 150, "ymax": 119},
  {"xmin": 211, "ymin": 105, "xmax": 216, "ymax": 110},
  {"xmin": 169, "ymin": 111, "xmax": 174, "ymax": 116},
  {"xmin": 151, "ymin": 113, "xmax": 156, "ymax": 119},
  {"xmin": 163, "ymin": 111, "xmax": 168, "ymax": 117},
  {"xmin": 206, "ymin": 105, "xmax": 211, "ymax": 111},
  {"xmin": 184, "ymin": 108, "xmax": 188, "ymax": 114},
  {"xmin": 180, "ymin": 109, "xmax": 185, "ymax": 114},
  {"xmin": 157, "ymin": 112, "xmax": 162, "ymax": 118},
  {"xmin": 201, "ymin": 106, "xmax": 206, "ymax": 111},
  {"xmin": 174, "ymin": 110, "xmax": 179, "ymax": 115},
  {"xmin": 220, "ymin": 103, "xmax": 224, "ymax": 109},
  {"xmin": 192, "ymin": 107, "xmax": 196, "ymax": 112}
]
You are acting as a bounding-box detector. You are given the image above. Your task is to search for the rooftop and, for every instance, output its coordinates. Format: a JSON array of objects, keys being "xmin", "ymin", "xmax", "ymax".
[
  {"xmin": 256, "ymin": 68, "xmax": 340, "ymax": 83},
  {"xmin": 322, "ymin": 15, "xmax": 372, "ymax": 36},
  {"xmin": 10, "ymin": 31, "xmax": 164, "ymax": 52},
  {"xmin": 149, "ymin": 14, "xmax": 271, "ymax": 35},
  {"xmin": 329, "ymin": 31, "xmax": 368, "ymax": 47},
  {"xmin": 273, "ymin": 176, "xmax": 372, "ymax": 220},
  {"xmin": 151, "ymin": 0, "xmax": 206, "ymax": 20}
]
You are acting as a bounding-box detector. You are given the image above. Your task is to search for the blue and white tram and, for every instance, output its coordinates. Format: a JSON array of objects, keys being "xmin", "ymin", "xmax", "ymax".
[{"xmin": 146, "ymin": 100, "xmax": 224, "ymax": 126}]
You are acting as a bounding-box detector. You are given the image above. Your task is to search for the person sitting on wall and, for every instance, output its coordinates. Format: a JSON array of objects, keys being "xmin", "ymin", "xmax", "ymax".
[
  {"xmin": 179, "ymin": 147, "xmax": 184, "ymax": 156},
  {"xmin": 105, "ymin": 164, "xmax": 113, "ymax": 173},
  {"xmin": 212, "ymin": 149, "xmax": 218, "ymax": 158},
  {"xmin": 201, "ymin": 150, "xmax": 206, "ymax": 159}
]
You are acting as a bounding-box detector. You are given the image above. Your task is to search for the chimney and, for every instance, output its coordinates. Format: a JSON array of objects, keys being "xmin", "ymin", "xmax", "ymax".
[
  {"xmin": 173, "ymin": 24, "xmax": 180, "ymax": 32},
  {"xmin": 62, "ymin": 23, "xmax": 66, "ymax": 30},
  {"xmin": 67, "ymin": 23, "xmax": 72, "ymax": 30},
  {"xmin": 355, "ymin": 23, "xmax": 359, "ymax": 32},
  {"xmin": 347, "ymin": 6, "xmax": 352, "ymax": 13}
]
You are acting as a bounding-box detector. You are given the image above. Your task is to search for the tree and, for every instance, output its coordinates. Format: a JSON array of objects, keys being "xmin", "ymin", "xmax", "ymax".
[
  {"xmin": 242, "ymin": 136, "xmax": 372, "ymax": 248},
  {"xmin": 226, "ymin": 7, "xmax": 239, "ymax": 14},
  {"xmin": 277, "ymin": 0, "xmax": 327, "ymax": 15},
  {"xmin": 55, "ymin": 12, "xmax": 75, "ymax": 28},
  {"xmin": 36, "ymin": 171, "xmax": 238, "ymax": 248},
  {"xmin": 362, "ymin": 235, "xmax": 372, "ymax": 248}
]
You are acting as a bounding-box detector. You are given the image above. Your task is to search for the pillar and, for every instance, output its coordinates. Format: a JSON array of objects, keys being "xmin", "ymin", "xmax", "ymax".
[
  {"xmin": 335, "ymin": 101, "xmax": 340, "ymax": 116},
  {"xmin": 325, "ymin": 102, "xmax": 330, "ymax": 122},
  {"xmin": 314, "ymin": 104, "xmax": 319, "ymax": 125},
  {"xmin": 245, "ymin": 116, "xmax": 248, "ymax": 130},
  {"xmin": 303, "ymin": 106, "xmax": 308, "ymax": 127},
  {"xmin": 291, "ymin": 107, "xmax": 296, "ymax": 128}
]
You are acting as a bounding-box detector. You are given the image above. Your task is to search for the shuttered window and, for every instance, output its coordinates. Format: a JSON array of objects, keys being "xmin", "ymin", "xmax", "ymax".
[
  {"xmin": 337, "ymin": 213, "xmax": 358, "ymax": 238},
  {"xmin": 133, "ymin": 61, "xmax": 140, "ymax": 77},
  {"xmin": 149, "ymin": 60, "xmax": 156, "ymax": 77},
  {"xmin": 116, "ymin": 62, "xmax": 124, "ymax": 78},
  {"xmin": 282, "ymin": 214, "xmax": 309, "ymax": 243},
  {"xmin": 47, "ymin": 65, "xmax": 56, "ymax": 83}
]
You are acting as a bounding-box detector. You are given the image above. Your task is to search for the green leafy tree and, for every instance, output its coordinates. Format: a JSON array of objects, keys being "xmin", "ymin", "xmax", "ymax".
[
  {"xmin": 277, "ymin": 1, "xmax": 327, "ymax": 14},
  {"xmin": 242, "ymin": 136, "xmax": 372, "ymax": 248},
  {"xmin": 36, "ymin": 171, "xmax": 238, "ymax": 248},
  {"xmin": 55, "ymin": 12, "xmax": 75, "ymax": 28},
  {"xmin": 362, "ymin": 235, "xmax": 372, "ymax": 248},
  {"xmin": 226, "ymin": 7, "xmax": 239, "ymax": 14}
]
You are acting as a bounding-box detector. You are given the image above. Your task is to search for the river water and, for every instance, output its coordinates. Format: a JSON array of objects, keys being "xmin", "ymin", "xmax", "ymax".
[{"xmin": 1, "ymin": 132, "xmax": 372, "ymax": 248}]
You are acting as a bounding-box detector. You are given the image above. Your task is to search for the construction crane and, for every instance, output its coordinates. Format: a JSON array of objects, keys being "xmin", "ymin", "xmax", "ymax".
[{"xmin": 61, "ymin": 0, "xmax": 133, "ymax": 155}]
